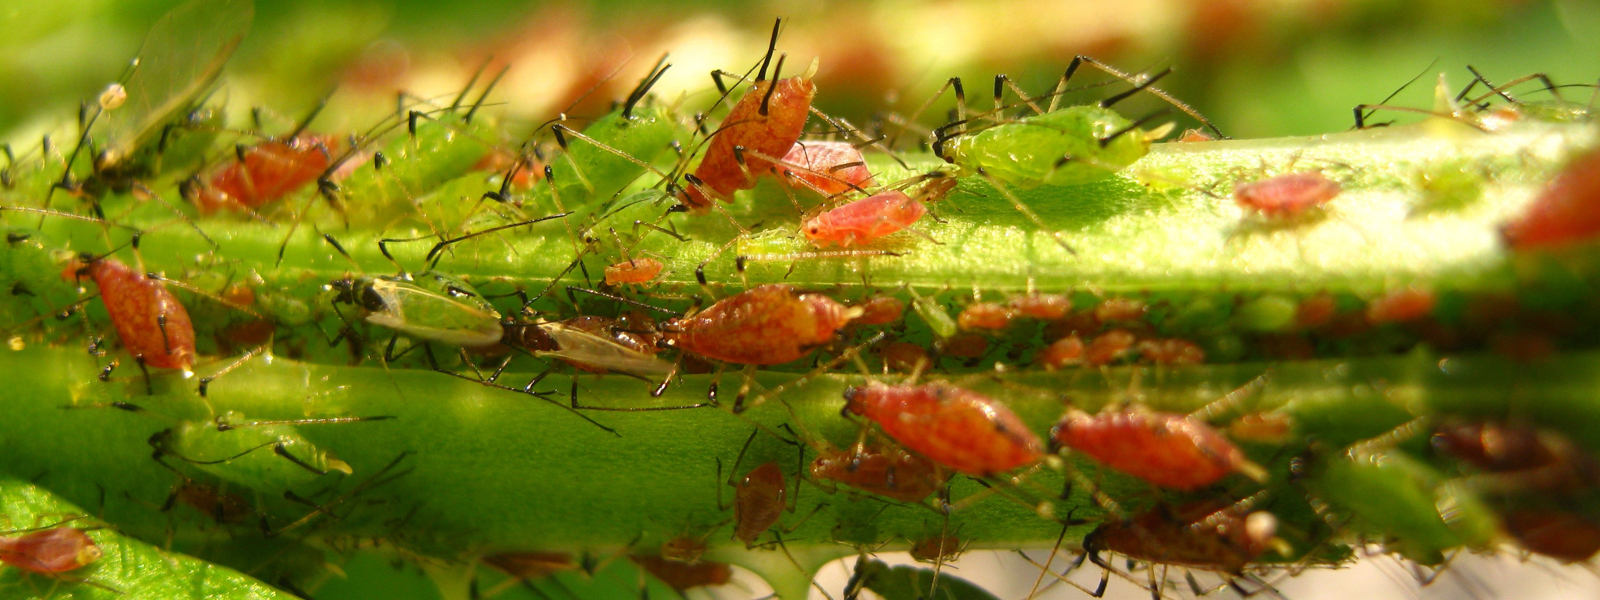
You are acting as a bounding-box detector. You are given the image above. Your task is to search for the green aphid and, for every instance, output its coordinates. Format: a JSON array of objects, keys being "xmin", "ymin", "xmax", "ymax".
[
  {"xmin": 81, "ymin": 0, "xmax": 252, "ymax": 194},
  {"xmin": 909, "ymin": 288, "xmax": 958, "ymax": 339},
  {"xmin": 1312, "ymin": 450, "xmax": 1499, "ymax": 565},
  {"xmin": 936, "ymin": 104, "xmax": 1170, "ymax": 189},
  {"xmin": 540, "ymin": 58, "xmax": 684, "ymax": 215},
  {"xmin": 329, "ymin": 271, "xmax": 504, "ymax": 349},
  {"xmin": 846, "ymin": 558, "xmax": 998, "ymax": 600},
  {"xmin": 336, "ymin": 110, "xmax": 498, "ymax": 227},
  {"xmin": 156, "ymin": 412, "xmax": 353, "ymax": 493}
]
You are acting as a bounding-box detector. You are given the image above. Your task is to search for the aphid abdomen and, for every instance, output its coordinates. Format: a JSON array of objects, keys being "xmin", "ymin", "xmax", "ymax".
[
  {"xmin": 845, "ymin": 382, "xmax": 1043, "ymax": 477},
  {"xmin": 70, "ymin": 258, "xmax": 196, "ymax": 370},
  {"xmin": 810, "ymin": 444, "xmax": 944, "ymax": 503},
  {"xmin": 681, "ymin": 77, "xmax": 816, "ymax": 210},
  {"xmin": 1086, "ymin": 503, "xmax": 1272, "ymax": 573},
  {"xmin": 1053, "ymin": 411, "xmax": 1249, "ymax": 490},
  {"xmin": 733, "ymin": 461, "xmax": 786, "ymax": 545}
]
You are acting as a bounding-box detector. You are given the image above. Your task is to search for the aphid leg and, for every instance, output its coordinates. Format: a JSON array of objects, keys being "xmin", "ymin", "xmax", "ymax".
[
  {"xmin": 973, "ymin": 168, "xmax": 1076, "ymax": 255},
  {"xmin": 431, "ymin": 366, "xmax": 620, "ymax": 437},
  {"xmin": 1186, "ymin": 372, "xmax": 1270, "ymax": 421},
  {"xmin": 196, "ymin": 341, "xmax": 271, "ymax": 399},
  {"xmin": 729, "ymin": 364, "xmax": 760, "ymax": 414},
  {"xmin": 992, "ymin": 74, "xmax": 1045, "ymax": 117},
  {"xmin": 269, "ymin": 450, "xmax": 415, "ymax": 537}
]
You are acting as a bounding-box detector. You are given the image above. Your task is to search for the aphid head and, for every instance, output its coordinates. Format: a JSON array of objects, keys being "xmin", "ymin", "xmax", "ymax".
[
  {"xmin": 840, "ymin": 386, "xmax": 866, "ymax": 417},
  {"xmin": 328, "ymin": 277, "xmax": 386, "ymax": 313}
]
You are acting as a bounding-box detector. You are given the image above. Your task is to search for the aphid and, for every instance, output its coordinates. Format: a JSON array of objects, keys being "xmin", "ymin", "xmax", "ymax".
[
  {"xmin": 329, "ymin": 271, "xmax": 505, "ymax": 353},
  {"xmin": 482, "ymin": 551, "xmax": 576, "ymax": 580},
  {"xmin": 603, "ymin": 257, "xmax": 664, "ymax": 286},
  {"xmin": 852, "ymin": 296, "xmax": 905, "ymax": 326},
  {"xmin": 1092, "ymin": 298, "xmax": 1145, "ymax": 323},
  {"xmin": 661, "ymin": 284, "xmax": 860, "ymax": 365},
  {"xmin": 1233, "ymin": 172, "xmax": 1341, "ymax": 219},
  {"xmin": 1430, "ymin": 420, "xmax": 1597, "ymax": 490},
  {"xmin": 843, "ymin": 381, "xmax": 1044, "ymax": 478},
  {"xmin": 1175, "ymin": 128, "xmax": 1215, "ymax": 142},
  {"xmin": 65, "ymin": 0, "xmax": 252, "ymax": 194},
  {"xmin": 1294, "ymin": 293, "xmax": 1337, "ymax": 329},
  {"xmin": 1311, "ymin": 450, "xmax": 1500, "ymax": 565},
  {"xmin": 150, "ymin": 411, "xmax": 364, "ymax": 493},
  {"xmin": 1364, "ymin": 286, "xmax": 1435, "ymax": 324},
  {"xmin": 541, "ymin": 57, "xmax": 682, "ymax": 211},
  {"xmin": 0, "ymin": 526, "xmax": 102, "ymax": 574},
  {"xmin": 733, "ymin": 461, "xmax": 787, "ymax": 547},
  {"xmin": 1134, "ymin": 338, "xmax": 1205, "ymax": 365},
  {"xmin": 185, "ymin": 135, "xmax": 336, "ymax": 214},
  {"xmin": 1051, "ymin": 407, "xmax": 1266, "ymax": 490},
  {"xmin": 938, "ymin": 333, "xmax": 988, "ymax": 360},
  {"xmin": 909, "ymin": 533, "xmax": 967, "ymax": 564},
  {"xmin": 801, "ymin": 190, "xmax": 928, "ymax": 248},
  {"xmin": 1501, "ymin": 146, "xmax": 1600, "ymax": 251},
  {"xmin": 956, "ymin": 302, "xmax": 1013, "ymax": 331},
  {"xmin": 1501, "ymin": 508, "xmax": 1600, "ymax": 563},
  {"xmin": 1007, "ymin": 293, "xmax": 1071, "ymax": 321},
  {"xmin": 504, "ymin": 315, "xmax": 672, "ymax": 379},
  {"xmin": 164, "ymin": 479, "xmax": 254, "ymax": 525},
  {"xmin": 879, "ymin": 341, "xmax": 930, "ymax": 372},
  {"xmin": 1083, "ymin": 329, "xmax": 1136, "ymax": 366},
  {"xmin": 1038, "ymin": 334, "xmax": 1084, "ymax": 369},
  {"xmin": 63, "ymin": 254, "xmax": 196, "ymax": 372},
  {"xmin": 1082, "ymin": 502, "xmax": 1279, "ymax": 574},
  {"xmin": 777, "ymin": 140, "xmax": 874, "ymax": 196},
  {"xmin": 676, "ymin": 21, "xmax": 816, "ymax": 211},
  {"xmin": 630, "ymin": 555, "xmax": 732, "ymax": 592},
  {"xmin": 809, "ymin": 440, "xmax": 946, "ymax": 504}
]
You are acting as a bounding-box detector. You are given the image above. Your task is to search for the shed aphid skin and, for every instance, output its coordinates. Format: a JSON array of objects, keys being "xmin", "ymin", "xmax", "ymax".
[
  {"xmin": 1051, "ymin": 375, "xmax": 1269, "ymax": 491},
  {"xmin": 56, "ymin": 0, "xmax": 252, "ymax": 199},
  {"xmin": 776, "ymin": 140, "xmax": 875, "ymax": 197},
  {"xmin": 673, "ymin": 19, "xmax": 817, "ymax": 213}
]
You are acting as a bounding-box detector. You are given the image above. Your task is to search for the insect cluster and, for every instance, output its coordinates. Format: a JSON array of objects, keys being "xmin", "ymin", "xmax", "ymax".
[{"xmin": 3, "ymin": 0, "xmax": 1600, "ymax": 598}]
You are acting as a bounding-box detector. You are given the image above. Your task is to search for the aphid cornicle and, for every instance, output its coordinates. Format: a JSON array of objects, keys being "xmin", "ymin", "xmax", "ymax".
[
  {"xmin": 0, "ymin": 526, "xmax": 102, "ymax": 574},
  {"xmin": 661, "ymin": 284, "xmax": 860, "ymax": 365},
  {"xmin": 843, "ymin": 381, "xmax": 1044, "ymax": 478},
  {"xmin": 676, "ymin": 21, "xmax": 816, "ymax": 212},
  {"xmin": 63, "ymin": 254, "xmax": 196, "ymax": 372}
]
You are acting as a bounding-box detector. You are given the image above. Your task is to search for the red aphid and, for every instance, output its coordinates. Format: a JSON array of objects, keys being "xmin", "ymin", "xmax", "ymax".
[
  {"xmin": 663, "ymin": 285, "xmax": 859, "ymax": 365},
  {"xmin": 1502, "ymin": 148, "xmax": 1600, "ymax": 251},
  {"xmin": 604, "ymin": 257, "xmax": 664, "ymax": 286},
  {"xmin": 189, "ymin": 135, "xmax": 335, "ymax": 214},
  {"xmin": 679, "ymin": 75, "xmax": 816, "ymax": 211},
  {"xmin": 0, "ymin": 527, "xmax": 102, "ymax": 574},
  {"xmin": 810, "ymin": 442, "xmax": 946, "ymax": 503},
  {"xmin": 1365, "ymin": 287, "xmax": 1435, "ymax": 324},
  {"xmin": 779, "ymin": 141, "xmax": 874, "ymax": 196},
  {"xmin": 1176, "ymin": 129, "xmax": 1216, "ymax": 143},
  {"xmin": 631, "ymin": 555, "xmax": 733, "ymax": 592},
  {"xmin": 734, "ymin": 462, "xmax": 787, "ymax": 546},
  {"xmin": 1038, "ymin": 334, "xmax": 1085, "ymax": 369},
  {"xmin": 1007, "ymin": 294, "xmax": 1071, "ymax": 321},
  {"xmin": 1135, "ymin": 338, "xmax": 1205, "ymax": 365},
  {"xmin": 1234, "ymin": 172, "xmax": 1341, "ymax": 218},
  {"xmin": 1084, "ymin": 329, "xmax": 1137, "ymax": 366},
  {"xmin": 844, "ymin": 381, "xmax": 1044, "ymax": 478},
  {"xmin": 1053, "ymin": 408, "xmax": 1264, "ymax": 490},
  {"xmin": 1083, "ymin": 503, "xmax": 1278, "ymax": 574},
  {"xmin": 802, "ymin": 190, "xmax": 928, "ymax": 248},
  {"xmin": 1295, "ymin": 293, "xmax": 1337, "ymax": 329},
  {"xmin": 63, "ymin": 256, "xmax": 196, "ymax": 370},
  {"xmin": 852, "ymin": 296, "xmax": 905, "ymax": 326},
  {"xmin": 957, "ymin": 302, "xmax": 1013, "ymax": 331}
]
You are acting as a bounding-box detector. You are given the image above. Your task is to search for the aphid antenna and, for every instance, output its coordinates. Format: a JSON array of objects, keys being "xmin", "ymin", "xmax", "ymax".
[
  {"xmin": 564, "ymin": 285, "xmax": 682, "ymax": 317},
  {"xmin": 269, "ymin": 450, "xmax": 416, "ymax": 537},
  {"xmin": 463, "ymin": 64, "xmax": 512, "ymax": 125},
  {"xmin": 1070, "ymin": 56, "xmax": 1224, "ymax": 138},
  {"xmin": 450, "ymin": 58, "xmax": 495, "ymax": 113},
  {"xmin": 144, "ymin": 272, "xmax": 264, "ymax": 320},
  {"xmin": 973, "ymin": 168, "xmax": 1077, "ymax": 256},
  {"xmin": 1185, "ymin": 372, "xmax": 1271, "ymax": 423},
  {"xmin": 287, "ymin": 87, "xmax": 338, "ymax": 140},
  {"xmin": 431, "ymin": 363, "xmax": 622, "ymax": 436},
  {"xmin": 1462, "ymin": 73, "xmax": 1589, "ymax": 109},
  {"xmin": 421, "ymin": 212, "xmax": 574, "ymax": 270},
  {"xmin": 623, "ymin": 55, "xmax": 673, "ymax": 120},
  {"xmin": 733, "ymin": 251, "xmax": 905, "ymax": 279}
]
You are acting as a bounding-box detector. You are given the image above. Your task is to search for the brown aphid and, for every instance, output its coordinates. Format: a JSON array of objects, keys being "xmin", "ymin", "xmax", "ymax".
[
  {"xmin": 853, "ymin": 296, "xmax": 905, "ymax": 326},
  {"xmin": 1007, "ymin": 293, "xmax": 1071, "ymax": 321},
  {"xmin": 630, "ymin": 555, "xmax": 733, "ymax": 592},
  {"xmin": 938, "ymin": 333, "xmax": 988, "ymax": 359},
  {"xmin": 1038, "ymin": 334, "xmax": 1085, "ymax": 369},
  {"xmin": 1094, "ymin": 298, "xmax": 1146, "ymax": 323},
  {"xmin": 1365, "ymin": 286, "xmax": 1436, "ymax": 324},
  {"xmin": 909, "ymin": 534, "xmax": 966, "ymax": 563},
  {"xmin": 810, "ymin": 441, "xmax": 946, "ymax": 504},
  {"xmin": 957, "ymin": 302, "xmax": 1013, "ymax": 331},
  {"xmin": 1135, "ymin": 338, "xmax": 1205, "ymax": 365},
  {"xmin": 1502, "ymin": 509, "xmax": 1600, "ymax": 563},
  {"xmin": 483, "ymin": 551, "xmax": 577, "ymax": 580},
  {"xmin": 1084, "ymin": 329, "xmax": 1137, "ymax": 366},
  {"xmin": 604, "ymin": 257, "xmax": 664, "ymax": 286},
  {"xmin": 734, "ymin": 462, "xmax": 787, "ymax": 546},
  {"xmin": 169, "ymin": 480, "xmax": 254, "ymax": 525},
  {"xmin": 879, "ymin": 342, "xmax": 930, "ymax": 372},
  {"xmin": 1084, "ymin": 503, "xmax": 1278, "ymax": 574}
]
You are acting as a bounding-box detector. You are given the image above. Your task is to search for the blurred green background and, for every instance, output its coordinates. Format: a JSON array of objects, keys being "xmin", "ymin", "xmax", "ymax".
[{"xmin": 2, "ymin": 0, "xmax": 1598, "ymax": 142}]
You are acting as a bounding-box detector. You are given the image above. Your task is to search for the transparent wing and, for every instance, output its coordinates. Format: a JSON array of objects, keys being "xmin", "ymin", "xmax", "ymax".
[{"xmin": 99, "ymin": 0, "xmax": 254, "ymax": 166}]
